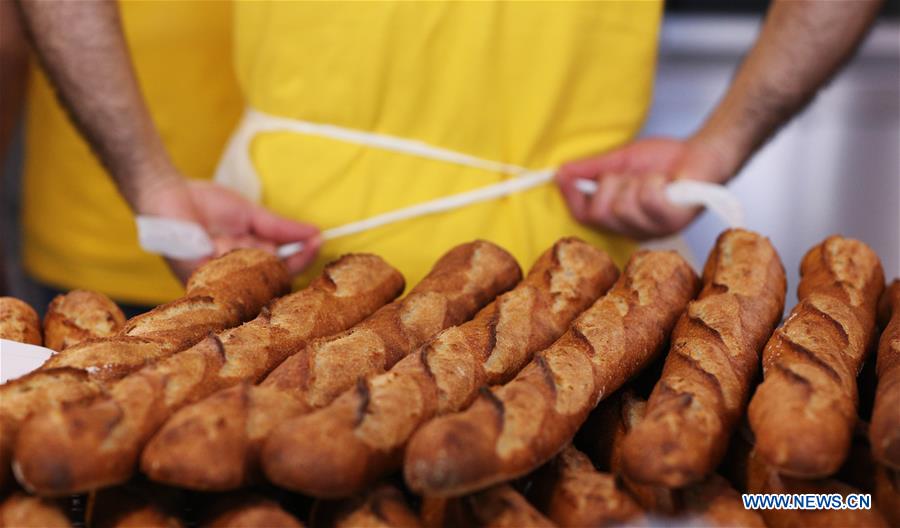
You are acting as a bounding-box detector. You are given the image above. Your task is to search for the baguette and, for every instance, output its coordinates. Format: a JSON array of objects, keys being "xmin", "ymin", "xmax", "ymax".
[
  {"xmin": 679, "ymin": 474, "xmax": 766, "ymax": 528},
  {"xmin": 874, "ymin": 465, "xmax": 900, "ymax": 527},
  {"xmin": 871, "ymin": 279, "xmax": 900, "ymax": 469},
  {"xmin": 0, "ymin": 297, "xmax": 41, "ymax": 345},
  {"xmin": 312, "ymin": 485, "xmax": 422, "ymax": 528},
  {"xmin": 142, "ymin": 241, "xmax": 521, "ymax": 491},
  {"xmin": 748, "ymin": 236, "xmax": 884, "ymax": 478},
  {"xmin": 593, "ymin": 389, "xmax": 765, "ymax": 527},
  {"xmin": 42, "ymin": 291, "xmax": 126, "ymax": 351},
  {"xmin": 205, "ymin": 496, "xmax": 304, "ymax": 528},
  {"xmin": 621, "ymin": 229, "xmax": 786, "ymax": 487},
  {"xmin": 533, "ymin": 445, "xmax": 643, "ymax": 528},
  {"xmin": 747, "ymin": 451, "xmax": 889, "ymax": 528},
  {"xmin": 262, "ymin": 239, "xmax": 618, "ymax": 496},
  {"xmin": 0, "ymin": 493, "xmax": 70, "ymax": 528},
  {"xmin": 405, "ymin": 250, "xmax": 699, "ymax": 496},
  {"xmin": 13, "ymin": 253, "xmax": 405, "ymax": 495},
  {"xmin": 434, "ymin": 484, "xmax": 556, "ymax": 528},
  {"xmin": 601, "ymin": 391, "xmax": 678, "ymax": 514},
  {"xmin": 0, "ymin": 250, "xmax": 289, "ymax": 493},
  {"xmin": 39, "ymin": 248, "xmax": 289, "ymax": 379},
  {"xmin": 91, "ymin": 484, "xmax": 184, "ymax": 528}
]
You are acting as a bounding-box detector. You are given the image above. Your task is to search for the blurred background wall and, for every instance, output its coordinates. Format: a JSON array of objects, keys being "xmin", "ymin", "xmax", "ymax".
[
  {"xmin": 646, "ymin": 8, "xmax": 899, "ymax": 309},
  {"xmin": 2, "ymin": 2, "xmax": 898, "ymax": 309}
]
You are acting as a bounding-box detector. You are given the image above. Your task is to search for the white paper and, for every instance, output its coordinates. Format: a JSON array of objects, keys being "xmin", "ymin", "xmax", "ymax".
[
  {"xmin": 136, "ymin": 215, "xmax": 215, "ymax": 260},
  {"xmin": 0, "ymin": 339, "xmax": 55, "ymax": 384},
  {"xmin": 574, "ymin": 178, "xmax": 744, "ymax": 229}
]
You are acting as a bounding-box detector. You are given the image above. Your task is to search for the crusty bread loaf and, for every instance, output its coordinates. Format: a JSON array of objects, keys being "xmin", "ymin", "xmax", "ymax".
[
  {"xmin": 0, "ymin": 250, "xmax": 289, "ymax": 493},
  {"xmin": 748, "ymin": 236, "xmax": 884, "ymax": 478},
  {"xmin": 621, "ymin": 229, "xmax": 786, "ymax": 488},
  {"xmin": 91, "ymin": 484, "xmax": 184, "ymax": 528},
  {"xmin": 423, "ymin": 485, "xmax": 556, "ymax": 528},
  {"xmin": 142, "ymin": 241, "xmax": 521, "ymax": 491},
  {"xmin": 311, "ymin": 485, "xmax": 422, "ymax": 528},
  {"xmin": 874, "ymin": 465, "xmax": 900, "ymax": 527},
  {"xmin": 0, "ymin": 297, "xmax": 41, "ymax": 345},
  {"xmin": 598, "ymin": 390, "xmax": 764, "ymax": 527},
  {"xmin": 871, "ymin": 279, "xmax": 900, "ymax": 469},
  {"xmin": 746, "ymin": 449, "xmax": 889, "ymax": 528},
  {"xmin": 600, "ymin": 391, "xmax": 678, "ymax": 514},
  {"xmin": 679, "ymin": 474, "xmax": 766, "ymax": 528},
  {"xmin": 0, "ymin": 493, "xmax": 70, "ymax": 528},
  {"xmin": 205, "ymin": 496, "xmax": 304, "ymax": 528},
  {"xmin": 13, "ymin": 253, "xmax": 405, "ymax": 495},
  {"xmin": 261, "ymin": 239, "xmax": 618, "ymax": 497},
  {"xmin": 405, "ymin": 250, "xmax": 699, "ymax": 496},
  {"xmin": 42, "ymin": 290, "xmax": 126, "ymax": 351},
  {"xmin": 40, "ymin": 248, "xmax": 289, "ymax": 378},
  {"xmin": 533, "ymin": 445, "xmax": 643, "ymax": 528}
]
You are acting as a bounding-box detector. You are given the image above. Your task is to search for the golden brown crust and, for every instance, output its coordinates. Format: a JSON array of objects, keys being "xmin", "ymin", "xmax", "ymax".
[
  {"xmin": 538, "ymin": 445, "xmax": 642, "ymax": 527},
  {"xmin": 749, "ymin": 455, "xmax": 889, "ymax": 528},
  {"xmin": 871, "ymin": 279, "xmax": 900, "ymax": 469},
  {"xmin": 141, "ymin": 241, "xmax": 521, "ymax": 492},
  {"xmin": 312, "ymin": 485, "xmax": 422, "ymax": 528},
  {"xmin": 13, "ymin": 254, "xmax": 405, "ymax": 495},
  {"xmin": 1, "ymin": 250, "xmax": 289, "ymax": 494},
  {"xmin": 439, "ymin": 485, "xmax": 556, "ymax": 528},
  {"xmin": 679, "ymin": 474, "xmax": 766, "ymax": 528},
  {"xmin": 404, "ymin": 250, "xmax": 699, "ymax": 496},
  {"xmin": 874, "ymin": 465, "xmax": 900, "ymax": 527},
  {"xmin": 91, "ymin": 484, "xmax": 184, "ymax": 528},
  {"xmin": 18, "ymin": 250, "xmax": 287, "ymax": 387},
  {"xmin": 0, "ymin": 493, "xmax": 70, "ymax": 528},
  {"xmin": 0, "ymin": 368, "xmax": 103, "ymax": 492},
  {"xmin": 0, "ymin": 297, "xmax": 41, "ymax": 346},
  {"xmin": 601, "ymin": 391, "xmax": 678, "ymax": 514},
  {"xmin": 205, "ymin": 496, "xmax": 304, "ymax": 528},
  {"xmin": 594, "ymin": 390, "xmax": 761, "ymax": 527},
  {"xmin": 261, "ymin": 239, "xmax": 618, "ymax": 497},
  {"xmin": 749, "ymin": 236, "xmax": 885, "ymax": 478},
  {"xmin": 621, "ymin": 229, "xmax": 786, "ymax": 488},
  {"xmin": 42, "ymin": 290, "xmax": 126, "ymax": 351}
]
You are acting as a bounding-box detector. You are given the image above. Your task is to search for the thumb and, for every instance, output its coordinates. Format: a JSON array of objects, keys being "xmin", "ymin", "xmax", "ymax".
[
  {"xmin": 249, "ymin": 205, "xmax": 320, "ymax": 244},
  {"xmin": 672, "ymin": 142, "xmax": 732, "ymax": 184}
]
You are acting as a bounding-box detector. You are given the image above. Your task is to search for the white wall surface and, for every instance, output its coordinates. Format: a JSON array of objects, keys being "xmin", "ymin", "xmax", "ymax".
[{"xmin": 644, "ymin": 15, "xmax": 899, "ymax": 309}]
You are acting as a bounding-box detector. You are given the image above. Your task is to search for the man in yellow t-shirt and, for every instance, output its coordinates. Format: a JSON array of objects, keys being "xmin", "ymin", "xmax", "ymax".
[{"xmin": 15, "ymin": 1, "xmax": 882, "ymax": 306}]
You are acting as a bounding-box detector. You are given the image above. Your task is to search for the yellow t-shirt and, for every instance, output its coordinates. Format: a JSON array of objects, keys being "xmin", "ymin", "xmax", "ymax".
[
  {"xmin": 22, "ymin": 1, "xmax": 243, "ymax": 305},
  {"xmin": 237, "ymin": 1, "xmax": 661, "ymax": 288},
  {"xmin": 25, "ymin": 1, "xmax": 662, "ymax": 303}
]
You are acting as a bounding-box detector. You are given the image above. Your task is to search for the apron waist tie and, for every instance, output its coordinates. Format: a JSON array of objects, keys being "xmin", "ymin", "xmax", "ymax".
[{"xmin": 138, "ymin": 107, "xmax": 743, "ymax": 263}]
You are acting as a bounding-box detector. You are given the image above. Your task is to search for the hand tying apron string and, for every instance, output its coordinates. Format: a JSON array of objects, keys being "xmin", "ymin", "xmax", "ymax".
[{"xmin": 138, "ymin": 107, "xmax": 743, "ymax": 264}]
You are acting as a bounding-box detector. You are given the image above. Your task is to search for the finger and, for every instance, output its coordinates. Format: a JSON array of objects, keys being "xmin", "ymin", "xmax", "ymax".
[
  {"xmin": 639, "ymin": 175, "xmax": 701, "ymax": 234},
  {"xmin": 612, "ymin": 177, "xmax": 660, "ymax": 240},
  {"xmin": 282, "ymin": 234, "xmax": 322, "ymax": 276},
  {"xmin": 587, "ymin": 174, "xmax": 627, "ymax": 232},
  {"xmin": 250, "ymin": 205, "xmax": 321, "ymax": 245},
  {"xmin": 559, "ymin": 148, "xmax": 630, "ymax": 180},
  {"xmin": 554, "ymin": 168, "xmax": 589, "ymax": 222}
]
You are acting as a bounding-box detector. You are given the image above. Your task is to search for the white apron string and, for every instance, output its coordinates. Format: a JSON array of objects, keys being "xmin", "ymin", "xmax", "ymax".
[{"xmin": 138, "ymin": 107, "xmax": 743, "ymax": 265}]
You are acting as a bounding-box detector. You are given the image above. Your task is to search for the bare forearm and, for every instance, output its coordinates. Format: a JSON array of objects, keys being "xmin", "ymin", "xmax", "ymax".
[
  {"xmin": 15, "ymin": 0, "xmax": 179, "ymax": 209},
  {"xmin": 693, "ymin": 0, "xmax": 882, "ymax": 177}
]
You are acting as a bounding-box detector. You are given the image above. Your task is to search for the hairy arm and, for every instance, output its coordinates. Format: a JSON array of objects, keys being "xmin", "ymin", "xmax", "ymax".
[
  {"xmin": 16, "ymin": 0, "xmax": 179, "ymax": 213},
  {"xmin": 557, "ymin": 0, "xmax": 883, "ymax": 239},
  {"xmin": 694, "ymin": 0, "xmax": 884, "ymax": 177},
  {"xmin": 14, "ymin": 0, "xmax": 319, "ymax": 280}
]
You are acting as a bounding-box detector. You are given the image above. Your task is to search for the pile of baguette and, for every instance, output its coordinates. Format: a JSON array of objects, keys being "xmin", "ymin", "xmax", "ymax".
[{"xmin": 0, "ymin": 232, "xmax": 896, "ymax": 528}]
